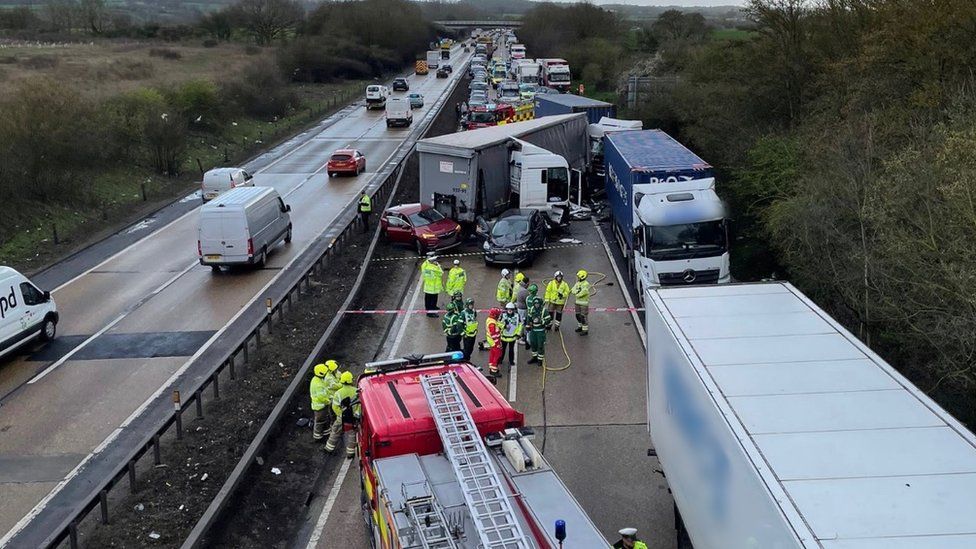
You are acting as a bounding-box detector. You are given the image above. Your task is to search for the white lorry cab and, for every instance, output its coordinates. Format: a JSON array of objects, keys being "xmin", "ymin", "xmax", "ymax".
[
  {"xmin": 385, "ymin": 97, "xmax": 413, "ymax": 128},
  {"xmin": 201, "ymin": 167, "xmax": 254, "ymax": 203},
  {"xmin": 365, "ymin": 85, "xmax": 390, "ymax": 110},
  {"xmin": 198, "ymin": 186, "xmax": 292, "ymax": 271},
  {"xmin": 0, "ymin": 267, "xmax": 58, "ymax": 360}
]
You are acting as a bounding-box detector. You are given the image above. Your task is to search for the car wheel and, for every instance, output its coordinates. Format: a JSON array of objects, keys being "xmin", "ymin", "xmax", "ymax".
[
  {"xmin": 415, "ymin": 240, "xmax": 426, "ymax": 256},
  {"xmin": 40, "ymin": 316, "xmax": 57, "ymax": 342},
  {"xmin": 285, "ymin": 225, "xmax": 293, "ymax": 244}
]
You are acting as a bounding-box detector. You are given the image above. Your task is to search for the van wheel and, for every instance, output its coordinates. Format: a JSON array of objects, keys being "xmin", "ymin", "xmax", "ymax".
[
  {"xmin": 40, "ymin": 316, "xmax": 57, "ymax": 342},
  {"xmin": 285, "ymin": 226, "xmax": 293, "ymax": 244},
  {"xmin": 210, "ymin": 265, "xmax": 221, "ymax": 273},
  {"xmin": 256, "ymin": 248, "xmax": 267, "ymax": 268}
]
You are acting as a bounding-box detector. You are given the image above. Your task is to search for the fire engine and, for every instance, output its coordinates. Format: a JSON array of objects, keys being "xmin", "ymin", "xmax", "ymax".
[
  {"xmin": 462, "ymin": 104, "xmax": 516, "ymax": 130},
  {"xmin": 357, "ymin": 352, "xmax": 608, "ymax": 548}
]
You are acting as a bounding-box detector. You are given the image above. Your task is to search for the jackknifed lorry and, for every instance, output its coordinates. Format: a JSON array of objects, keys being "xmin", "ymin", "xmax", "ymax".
[
  {"xmin": 604, "ymin": 129, "xmax": 730, "ymax": 296},
  {"xmin": 646, "ymin": 281, "xmax": 976, "ymax": 549},
  {"xmin": 417, "ymin": 113, "xmax": 588, "ymax": 227}
]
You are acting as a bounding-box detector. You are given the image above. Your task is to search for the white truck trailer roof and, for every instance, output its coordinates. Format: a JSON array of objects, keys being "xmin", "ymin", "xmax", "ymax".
[{"xmin": 646, "ymin": 282, "xmax": 976, "ymax": 548}]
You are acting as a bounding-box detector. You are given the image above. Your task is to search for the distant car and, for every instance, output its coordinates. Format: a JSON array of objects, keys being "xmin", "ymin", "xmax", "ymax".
[
  {"xmin": 201, "ymin": 167, "xmax": 253, "ymax": 203},
  {"xmin": 392, "ymin": 77, "xmax": 409, "ymax": 91},
  {"xmin": 408, "ymin": 93, "xmax": 424, "ymax": 108},
  {"xmin": 326, "ymin": 149, "xmax": 366, "ymax": 177},
  {"xmin": 467, "ymin": 96, "xmax": 488, "ymax": 108},
  {"xmin": 519, "ymin": 83, "xmax": 537, "ymax": 100},
  {"xmin": 441, "ymin": 63, "xmax": 453, "ymax": 73},
  {"xmin": 380, "ymin": 203, "xmax": 462, "ymax": 255},
  {"xmin": 535, "ymin": 86, "xmax": 559, "ymax": 95},
  {"xmin": 481, "ymin": 209, "xmax": 548, "ymax": 266},
  {"xmin": 469, "ymin": 80, "xmax": 489, "ymax": 93},
  {"xmin": 436, "ymin": 67, "xmax": 450, "ymax": 78}
]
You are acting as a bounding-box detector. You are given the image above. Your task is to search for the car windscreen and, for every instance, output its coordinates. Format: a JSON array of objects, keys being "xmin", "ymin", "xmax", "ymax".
[
  {"xmin": 468, "ymin": 111, "xmax": 495, "ymax": 123},
  {"xmin": 330, "ymin": 154, "xmax": 352, "ymax": 162},
  {"xmin": 491, "ymin": 217, "xmax": 529, "ymax": 238},
  {"xmin": 408, "ymin": 208, "xmax": 445, "ymax": 226}
]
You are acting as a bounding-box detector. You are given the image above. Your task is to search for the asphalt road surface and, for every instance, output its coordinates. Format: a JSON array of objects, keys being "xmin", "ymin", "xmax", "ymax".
[
  {"xmin": 0, "ymin": 46, "xmax": 473, "ymax": 541},
  {"xmin": 298, "ymin": 219, "xmax": 676, "ymax": 549}
]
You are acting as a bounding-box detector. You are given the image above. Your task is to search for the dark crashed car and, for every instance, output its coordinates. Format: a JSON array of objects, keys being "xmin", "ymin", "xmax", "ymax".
[{"xmin": 481, "ymin": 209, "xmax": 548, "ymax": 266}]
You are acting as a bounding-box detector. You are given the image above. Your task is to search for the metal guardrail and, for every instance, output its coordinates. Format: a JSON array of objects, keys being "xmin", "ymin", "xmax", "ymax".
[{"xmin": 7, "ymin": 59, "xmax": 468, "ymax": 549}]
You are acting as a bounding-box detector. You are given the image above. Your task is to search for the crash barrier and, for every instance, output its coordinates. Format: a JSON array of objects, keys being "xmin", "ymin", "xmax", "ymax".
[
  {"xmin": 179, "ymin": 63, "xmax": 471, "ymax": 549},
  {"xmin": 11, "ymin": 61, "xmax": 470, "ymax": 549}
]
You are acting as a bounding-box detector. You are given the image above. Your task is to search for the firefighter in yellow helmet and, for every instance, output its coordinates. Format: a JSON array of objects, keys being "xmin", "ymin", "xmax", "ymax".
[
  {"xmin": 325, "ymin": 371, "xmax": 361, "ymax": 458},
  {"xmin": 544, "ymin": 271, "xmax": 570, "ymax": 330},
  {"xmin": 309, "ymin": 360, "xmax": 339, "ymax": 441},
  {"xmin": 571, "ymin": 270, "xmax": 591, "ymax": 335}
]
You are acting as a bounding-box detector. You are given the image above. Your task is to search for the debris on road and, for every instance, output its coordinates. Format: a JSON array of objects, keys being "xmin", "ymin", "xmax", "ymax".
[{"xmin": 271, "ymin": 467, "xmax": 282, "ymax": 475}]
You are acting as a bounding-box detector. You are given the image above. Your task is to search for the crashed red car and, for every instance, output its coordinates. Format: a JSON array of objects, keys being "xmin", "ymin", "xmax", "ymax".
[{"xmin": 380, "ymin": 203, "xmax": 462, "ymax": 255}]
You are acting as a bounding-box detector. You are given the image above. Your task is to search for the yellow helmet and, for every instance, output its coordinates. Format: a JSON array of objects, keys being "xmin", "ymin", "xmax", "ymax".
[
  {"xmin": 339, "ymin": 371, "xmax": 354, "ymax": 384},
  {"xmin": 514, "ymin": 272, "xmax": 525, "ymax": 283},
  {"xmin": 325, "ymin": 359, "xmax": 339, "ymax": 372},
  {"xmin": 313, "ymin": 364, "xmax": 328, "ymax": 377},
  {"xmin": 577, "ymin": 270, "xmax": 587, "ymax": 280}
]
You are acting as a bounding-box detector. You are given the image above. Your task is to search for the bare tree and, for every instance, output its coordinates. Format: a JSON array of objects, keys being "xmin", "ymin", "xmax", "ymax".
[
  {"xmin": 44, "ymin": 0, "xmax": 77, "ymax": 32},
  {"xmin": 78, "ymin": 0, "xmax": 106, "ymax": 35},
  {"xmin": 233, "ymin": 0, "xmax": 304, "ymax": 46},
  {"xmin": 746, "ymin": 0, "xmax": 811, "ymax": 123}
]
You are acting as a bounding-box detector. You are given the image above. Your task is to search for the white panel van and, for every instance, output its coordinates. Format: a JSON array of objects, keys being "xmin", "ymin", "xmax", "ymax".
[
  {"xmin": 0, "ymin": 267, "xmax": 58, "ymax": 360},
  {"xmin": 385, "ymin": 97, "xmax": 413, "ymax": 128},
  {"xmin": 201, "ymin": 167, "xmax": 254, "ymax": 203},
  {"xmin": 198, "ymin": 187, "xmax": 292, "ymax": 271}
]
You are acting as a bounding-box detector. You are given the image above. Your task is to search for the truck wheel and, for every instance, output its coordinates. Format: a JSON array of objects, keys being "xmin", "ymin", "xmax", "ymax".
[
  {"xmin": 40, "ymin": 316, "xmax": 57, "ymax": 342},
  {"xmin": 285, "ymin": 226, "xmax": 293, "ymax": 244}
]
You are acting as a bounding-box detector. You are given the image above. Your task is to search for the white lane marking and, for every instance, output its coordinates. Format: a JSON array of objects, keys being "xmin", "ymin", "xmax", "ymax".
[
  {"xmin": 30, "ymin": 261, "xmax": 198, "ymax": 384},
  {"xmin": 388, "ymin": 280, "xmax": 423, "ymax": 360},
  {"xmin": 509, "ymin": 344, "xmax": 518, "ymax": 402},
  {"xmin": 305, "ymin": 458, "xmax": 353, "ymax": 549},
  {"xmin": 592, "ymin": 218, "xmax": 646, "ymax": 348}
]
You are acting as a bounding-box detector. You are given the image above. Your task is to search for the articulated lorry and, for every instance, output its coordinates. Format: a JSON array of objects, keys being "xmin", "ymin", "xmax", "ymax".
[
  {"xmin": 646, "ymin": 281, "xmax": 976, "ymax": 549},
  {"xmin": 587, "ymin": 117, "xmax": 642, "ymax": 179},
  {"xmin": 359, "ymin": 352, "xmax": 608, "ymax": 548},
  {"xmin": 605, "ymin": 129, "xmax": 729, "ymax": 295},
  {"xmin": 417, "ymin": 113, "xmax": 588, "ymax": 227},
  {"xmin": 533, "ymin": 94, "xmax": 616, "ymax": 125},
  {"xmin": 537, "ymin": 58, "xmax": 571, "ymax": 91}
]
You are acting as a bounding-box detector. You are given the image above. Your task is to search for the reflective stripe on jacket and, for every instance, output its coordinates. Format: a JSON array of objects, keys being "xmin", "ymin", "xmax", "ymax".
[
  {"xmin": 359, "ymin": 195, "xmax": 372, "ymax": 213},
  {"xmin": 462, "ymin": 308, "xmax": 478, "ymax": 337},
  {"xmin": 485, "ymin": 317, "xmax": 501, "ymax": 347},
  {"xmin": 442, "ymin": 312, "xmax": 464, "ymax": 336},
  {"xmin": 421, "ymin": 260, "xmax": 443, "ymax": 294},
  {"xmin": 310, "ymin": 375, "xmax": 330, "ymax": 411},
  {"xmin": 571, "ymin": 280, "xmax": 591, "ymax": 306},
  {"xmin": 331, "ymin": 384, "xmax": 359, "ymax": 419},
  {"xmin": 500, "ymin": 312, "xmax": 522, "ymax": 341},
  {"xmin": 544, "ymin": 280, "xmax": 570, "ymax": 305},
  {"xmin": 496, "ymin": 278, "xmax": 513, "ymax": 303}
]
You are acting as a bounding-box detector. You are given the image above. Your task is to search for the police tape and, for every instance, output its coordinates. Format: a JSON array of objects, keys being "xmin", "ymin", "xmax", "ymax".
[
  {"xmin": 343, "ymin": 306, "xmax": 644, "ymax": 315},
  {"xmin": 371, "ymin": 241, "xmax": 603, "ymax": 262}
]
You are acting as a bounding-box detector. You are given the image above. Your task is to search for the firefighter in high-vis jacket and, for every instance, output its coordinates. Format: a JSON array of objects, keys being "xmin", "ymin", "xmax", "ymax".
[
  {"xmin": 544, "ymin": 271, "xmax": 571, "ymax": 330},
  {"xmin": 325, "ymin": 371, "xmax": 360, "ymax": 458},
  {"xmin": 461, "ymin": 298, "xmax": 478, "ymax": 360},
  {"xmin": 571, "ymin": 270, "xmax": 591, "ymax": 335},
  {"xmin": 309, "ymin": 360, "xmax": 339, "ymax": 441},
  {"xmin": 446, "ymin": 259, "xmax": 467, "ymax": 298},
  {"xmin": 496, "ymin": 268, "xmax": 514, "ymax": 307}
]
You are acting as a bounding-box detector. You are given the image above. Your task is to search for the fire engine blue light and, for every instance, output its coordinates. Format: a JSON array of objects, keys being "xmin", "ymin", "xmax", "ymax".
[
  {"xmin": 555, "ymin": 519, "xmax": 566, "ymax": 541},
  {"xmin": 451, "ymin": 351, "xmax": 464, "ymax": 360}
]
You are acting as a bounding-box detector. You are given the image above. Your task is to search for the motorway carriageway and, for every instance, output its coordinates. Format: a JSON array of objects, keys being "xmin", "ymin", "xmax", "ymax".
[
  {"xmin": 0, "ymin": 46, "xmax": 472, "ymax": 540},
  {"xmin": 298, "ymin": 219, "xmax": 677, "ymax": 549}
]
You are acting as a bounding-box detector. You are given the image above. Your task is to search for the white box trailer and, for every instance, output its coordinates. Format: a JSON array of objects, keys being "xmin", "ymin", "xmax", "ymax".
[{"xmin": 645, "ymin": 282, "xmax": 976, "ymax": 549}]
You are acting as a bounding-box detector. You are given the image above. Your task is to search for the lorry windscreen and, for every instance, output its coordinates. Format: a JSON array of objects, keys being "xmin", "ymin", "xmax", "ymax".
[
  {"xmin": 544, "ymin": 167, "xmax": 569, "ymax": 201},
  {"xmin": 549, "ymin": 73, "xmax": 570, "ymax": 82},
  {"xmin": 646, "ymin": 220, "xmax": 726, "ymax": 260}
]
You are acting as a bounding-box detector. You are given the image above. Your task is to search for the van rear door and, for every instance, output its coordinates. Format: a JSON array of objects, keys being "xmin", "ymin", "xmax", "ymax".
[{"xmin": 200, "ymin": 211, "xmax": 249, "ymax": 263}]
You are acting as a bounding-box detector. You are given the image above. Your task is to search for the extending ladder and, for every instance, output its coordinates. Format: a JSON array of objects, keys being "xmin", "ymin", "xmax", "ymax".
[
  {"xmin": 401, "ymin": 481, "xmax": 459, "ymax": 549},
  {"xmin": 421, "ymin": 373, "xmax": 532, "ymax": 549}
]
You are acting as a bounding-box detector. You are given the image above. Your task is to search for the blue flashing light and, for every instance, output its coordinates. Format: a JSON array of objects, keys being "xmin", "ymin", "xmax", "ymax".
[
  {"xmin": 451, "ymin": 351, "xmax": 464, "ymax": 360},
  {"xmin": 555, "ymin": 519, "xmax": 566, "ymax": 542}
]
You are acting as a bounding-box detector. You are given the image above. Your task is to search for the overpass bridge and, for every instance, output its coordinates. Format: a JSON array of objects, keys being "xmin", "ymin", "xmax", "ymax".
[{"xmin": 433, "ymin": 20, "xmax": 522, "ymax": 30}]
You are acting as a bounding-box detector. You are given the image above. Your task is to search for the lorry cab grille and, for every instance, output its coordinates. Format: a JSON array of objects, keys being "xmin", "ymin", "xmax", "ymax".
[{"xmin": 659, "ymin": 269, "xmax": 720, "ymax": 286}]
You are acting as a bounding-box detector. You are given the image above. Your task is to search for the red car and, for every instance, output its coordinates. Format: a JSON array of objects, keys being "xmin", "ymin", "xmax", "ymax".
[
  {"xmin": 326, "ymin": 149, "xmax": 366, "ymax": 177},
  {"xmin": 380, "ymin": 204, "xmax": 462, "ymax": 254}
]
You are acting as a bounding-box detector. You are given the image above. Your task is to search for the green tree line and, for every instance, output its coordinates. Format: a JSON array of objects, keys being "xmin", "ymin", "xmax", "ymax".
[{"xmin": 620, "ymin": 0, "xmax": 976, "ymax": 423}]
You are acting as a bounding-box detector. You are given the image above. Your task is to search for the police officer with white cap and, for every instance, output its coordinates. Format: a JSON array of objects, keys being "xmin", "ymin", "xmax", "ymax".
[{"xmin": 613, "ymin": 527, "xmax": 648, "ymax": 549}]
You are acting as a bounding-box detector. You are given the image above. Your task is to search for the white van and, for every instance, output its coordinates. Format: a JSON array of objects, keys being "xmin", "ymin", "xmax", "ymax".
[
  {"xmin": 201, "ymin": 167, "xmax": 254, "ymax": 203},
  {"xmin": 365, "ymin": 85, "xmax": 390, "ymax": 110},
  {"xmin": 198, "ymin": 187, "xmax": 292, "ymax": 271},
  {"xmin": 385, "ymin": 97, "xmax": 413, "ymax": 128},
  {"xmin": 0, "ymin": 267, "xmax": 58, "ymax": 360}
]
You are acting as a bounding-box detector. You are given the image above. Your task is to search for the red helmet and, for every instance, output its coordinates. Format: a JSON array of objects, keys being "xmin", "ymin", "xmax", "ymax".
[{"xmin": 488, "ymin": 308, "xmax": 502, "ymax": 319}]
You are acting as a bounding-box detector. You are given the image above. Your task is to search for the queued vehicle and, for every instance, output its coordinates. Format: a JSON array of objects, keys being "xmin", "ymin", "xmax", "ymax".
[
  {"xmin": 0, "ymin": 266, "xmax": 58, "ymax": 360},
  {"xmin": 436, "ymin": 67, "xmax": 450, "ymax": 78},
  {"xmin": 497, "ymin": 81, "xmax": 520, "ymax": 103},
  {"xmin": 365, "ymin": 85, "xmax": 389, "ymax": 110},
  {"xmin": 408, "ymin": 93, "xmax": 424, "ymax": 109},
  {"xmin": 326, "ymin": 149, "xmax": 366, "ymax": 177},
  {"xmin": 201, "ymin": 167, "xmax": 254, "ymax": 203},
  {"xmin": 441, "ymin": 63, "xmax": 452, "ymax": 73},
  {"xmin": 380, "ymin": 203, "xmax": 462, "ymax": 255},
  {"xmin": 480, "ymin": 208, "xmax": 548, "ymax": 266},
  {"xmin": 392, "ymin": 77, "xmax": 409, "ymax": 91},
  {"xmin": 519, "ymin": 83, "xmax": 537, "ymax": 100}
]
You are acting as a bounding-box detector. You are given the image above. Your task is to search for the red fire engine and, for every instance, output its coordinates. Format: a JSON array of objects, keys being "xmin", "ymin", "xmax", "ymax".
[
  {"xmin": 462, "ymin": 104, "xmax": 517, "ymax": 130},
  {"xmin": 357, "ymin": 352, "xmax": 607, "ymax": 548}
]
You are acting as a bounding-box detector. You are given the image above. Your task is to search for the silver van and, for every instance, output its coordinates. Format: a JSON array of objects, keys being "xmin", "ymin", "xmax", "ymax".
[
  {"xmin": 0, "ymin": 266, "xmax": 58, "ymax": 360},
  {"xmin": 198, "ymin": 187, "xmax": 292, "ymax": 271},
  {"xmin": 201, "ymin": 167, "xmax": 254, "ymax": 202}
]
